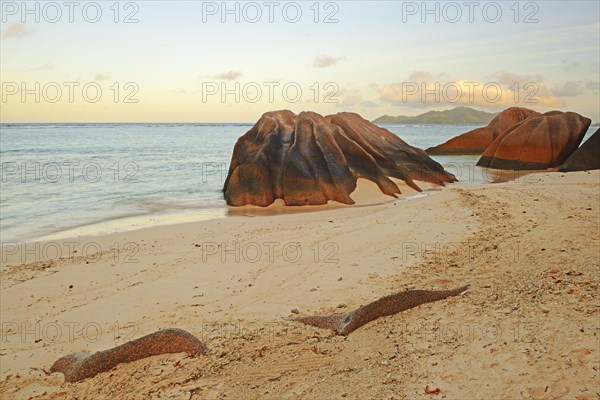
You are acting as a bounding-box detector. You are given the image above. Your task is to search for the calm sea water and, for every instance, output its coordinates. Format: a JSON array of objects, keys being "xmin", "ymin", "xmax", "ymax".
[{"xmin": 0, "ymin": 123, "xmax": 595, "ymax": 243}]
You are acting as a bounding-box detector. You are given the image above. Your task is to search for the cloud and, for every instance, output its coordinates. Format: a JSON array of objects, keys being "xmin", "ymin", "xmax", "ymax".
[
  {"xmin": 585, "ymin": 81, "xmax": 600, "ymax": 91},
  {"xmin": 334, "ymin": 88, "xmax": 380, "ymax": 110},
  {"xmin": 407, "ymin": 70, "xmax": 450, "ymax": 82},
  {"xmin": 490, "ymin": 71, "xmax": 544, "ymax": 86},
  {"xmin": 16, "ymin": 63, "xmax": 55, "ymax": 72},
  {"xmin": 360, "ymin": 100, "xmax": 379, "ymax": 108},
  {"xmin": 213, "ymin": 71, "xmax": 242, "ymax": 81},
  {"xmin": 2, "ymin": 22, "xmax": 34, "ymax": 39},
  {"xmin": 554, "ymin": 80, "xmax": 599, "ymax": 97},
  {"xmin": 561, "ymin": 60, "xmax": 580, "ymax": 72},
  {"xmin": 554, "ymin": 81, "xmax": 585, "ymax": 97},
  {"xmin": 379, "ymin": 70, "xmax": 563, "ymax": 109},
  {"xmin": 95, "ymin": 73, "xmax": 110, "ymax": 81},
  {"xmin": 312, "ymin": 55, "xmax": 342, "ymax": 68},
  {"xmin": 338, "ymin": 89, "xmax": 363, "ymax": 108}
]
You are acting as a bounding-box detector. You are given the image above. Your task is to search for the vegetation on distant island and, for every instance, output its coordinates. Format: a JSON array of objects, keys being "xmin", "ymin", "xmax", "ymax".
[{"xmin": 373, "ymin": 106, "xmax": 497, "ymax": 125}]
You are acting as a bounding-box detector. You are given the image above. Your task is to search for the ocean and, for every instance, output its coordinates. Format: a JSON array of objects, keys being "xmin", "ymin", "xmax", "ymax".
[{"xmin": 0, "ymin": 123, "xmax": 595, "ymax": 243}]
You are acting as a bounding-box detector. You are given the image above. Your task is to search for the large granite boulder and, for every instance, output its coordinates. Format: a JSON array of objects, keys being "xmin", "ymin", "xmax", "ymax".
[
  {"xmin": 558, "ymin": 128, "xmax": 600, "ymax": 172},
  {"xmin": 426, "ymin": 107, "xmax": 540, "ymax": 155},
  {"xmin": 477, "ymin": 111, "xmax": 591, "ymax": 170},
  {"xmin": 223, "ymin": 110, "xmax": 456, "ymax": 206}
]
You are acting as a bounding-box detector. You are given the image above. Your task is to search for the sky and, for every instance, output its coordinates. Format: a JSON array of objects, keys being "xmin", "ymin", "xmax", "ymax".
[{"xmin": 1, "ymin": 0, "xmax": 599, "ymax": 122}]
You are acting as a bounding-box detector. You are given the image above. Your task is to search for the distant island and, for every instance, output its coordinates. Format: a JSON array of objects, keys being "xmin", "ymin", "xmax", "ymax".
[{"xmin": 373, "ymin": 106, "xmax": 498, "ymax": 125}]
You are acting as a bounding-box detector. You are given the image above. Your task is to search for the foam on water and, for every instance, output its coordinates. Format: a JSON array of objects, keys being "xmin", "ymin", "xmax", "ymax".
[{"xmin": 34, "ymin": 208, "xmax": 228, "ymax": 242}]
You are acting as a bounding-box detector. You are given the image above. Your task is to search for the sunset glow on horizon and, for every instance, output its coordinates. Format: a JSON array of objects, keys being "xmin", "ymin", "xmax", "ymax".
[{"xmin": 1, "ymin": 1, "xmax": 599, "ymax": 123}]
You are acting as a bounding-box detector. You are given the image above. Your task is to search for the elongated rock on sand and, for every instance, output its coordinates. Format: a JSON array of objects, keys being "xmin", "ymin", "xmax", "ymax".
[
  {"xmin": 50, "ymin": 328, "xmax": 207, "ymax": 382},
  {"xmin": 293, "ymin": 285, "xmax": 469, "ymax": 335}
]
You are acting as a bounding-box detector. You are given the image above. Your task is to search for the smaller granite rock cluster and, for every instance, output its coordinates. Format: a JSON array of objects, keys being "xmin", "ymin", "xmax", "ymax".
[{"xmin": 426, "ymin": 107, "xmax": 594, "ymax": 171}]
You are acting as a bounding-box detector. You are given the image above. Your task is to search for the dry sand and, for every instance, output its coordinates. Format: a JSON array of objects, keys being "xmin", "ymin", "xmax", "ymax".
[{"xmin": 0, "ymin": 171, "xmax": 598, "ymax": 399}]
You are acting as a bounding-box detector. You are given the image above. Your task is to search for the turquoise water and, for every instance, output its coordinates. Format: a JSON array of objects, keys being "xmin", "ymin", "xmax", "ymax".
[{"xmin": 0, "ymin": 123, "xmax": 595, "ymax": 242}]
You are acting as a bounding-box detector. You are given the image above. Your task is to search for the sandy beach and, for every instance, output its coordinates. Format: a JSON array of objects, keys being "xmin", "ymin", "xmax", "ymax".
[{"xmin": 1, "ymin": 170, "xmax": 598, "ymax": 399}]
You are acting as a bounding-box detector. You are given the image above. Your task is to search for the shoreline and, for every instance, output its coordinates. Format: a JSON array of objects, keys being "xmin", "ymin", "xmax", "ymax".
[
  {"xmin": 0, "ymin": 159, "xmax": 556, "ymax": 246},
  {"xmin": 3, "ymin": 170, "xmax": 594, "ymax": 270},
  {"xmin": 1, "ymin": 177, "xmax": 439, "ymax": 248},
  {"xmin": 0, "ymin": 167, "xmax": 554, "ymax": 247},
  {"xmin": 1, "ymin": 170, "xmax": 598, "ymax": 399}
]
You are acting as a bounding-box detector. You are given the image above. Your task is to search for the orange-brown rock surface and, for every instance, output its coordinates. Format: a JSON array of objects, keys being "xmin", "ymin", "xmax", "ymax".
[
  {"xmin": 50, "ymin": 328, "xmax": 207, "ymax": 382},
  {"xmin": 477, "ymin": 111, "xmax": 591, "ymax": 170},
  {"xmin": 426, "ymin": 107, "xmax": 540, "ymax": 155},
  {"xmin": 223, "ymin": 110, "xmax": 456, "ymax": 206},
  {"xmin": 293, "ymin": 284, "xmax": 469, "ymax": 335}
]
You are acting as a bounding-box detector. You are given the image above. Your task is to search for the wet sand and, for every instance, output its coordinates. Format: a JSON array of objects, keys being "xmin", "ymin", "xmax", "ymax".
[{"xmin": 1, "ymin": 171, "xmax": 598, "ymax": 399}]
